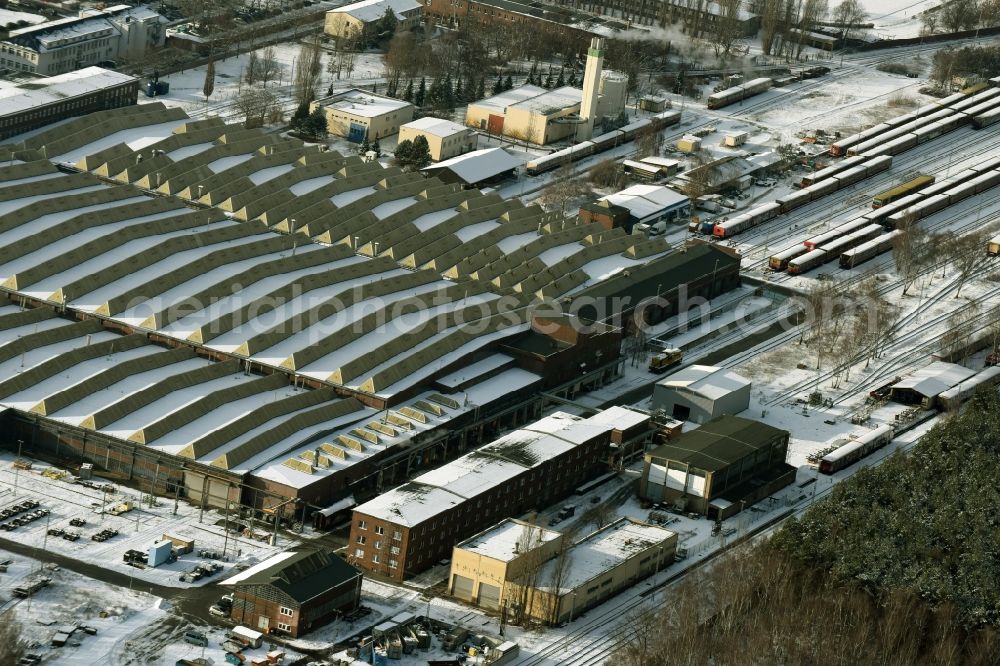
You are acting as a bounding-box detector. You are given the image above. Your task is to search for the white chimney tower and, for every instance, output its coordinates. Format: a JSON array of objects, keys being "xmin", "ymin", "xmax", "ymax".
[{"xmin": 577, "ymin": 37, "xmax": 605, "ymax": 142}]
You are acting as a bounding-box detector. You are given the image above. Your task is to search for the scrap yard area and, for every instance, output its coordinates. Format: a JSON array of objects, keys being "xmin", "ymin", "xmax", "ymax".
[{"xmin": 0, "ymin": 0, "xmax": 999, "ymax": 663}]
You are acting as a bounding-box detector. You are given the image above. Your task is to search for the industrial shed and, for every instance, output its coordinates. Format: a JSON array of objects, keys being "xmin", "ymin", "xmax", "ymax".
[
  {"xmin": 421, "ymin": 147, "xmax": 521, "ymax": 187},
  {"xmin": 224, "ymin": 549, "xmax": 362, "ymax": 637},
  {"xmin": 639, "ymin": 416, "xmax": 794, "ymax": 519},
  {"xmin": 889, "ymin": 361, "xmax": 977, "ymax": 406},
  {"xmin": 596, "ymin": 184, "xmax": 690, "ymax": 232},
  {"xmin": 652, "ymin": 365, "xmax": 751, "ymax": 423}
]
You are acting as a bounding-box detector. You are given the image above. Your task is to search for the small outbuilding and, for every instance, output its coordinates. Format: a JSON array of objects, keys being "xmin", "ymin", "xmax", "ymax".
[
  {"xmin": 889, "ymin": 361, "xmax": 977, "ymax": 407},
  {"xmin": 596, "ymin": 184, "xmax": 690, "ymax": 234},
  {"xmin": 399, "ymin": 117, "xmax": 477, "ymax": 161},
  {"xmin": 310, "ymin": 88, "xmax": 414, "ymax": 142},
  {"xmin": 653, "ymin": 365, "xmax": 750, "ymax": 424}
]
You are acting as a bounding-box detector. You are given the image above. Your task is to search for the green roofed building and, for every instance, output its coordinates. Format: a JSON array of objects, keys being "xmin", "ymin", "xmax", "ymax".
[{"xmin": 639, "ymin": 415, "xmax": 794, "ymax": 520}]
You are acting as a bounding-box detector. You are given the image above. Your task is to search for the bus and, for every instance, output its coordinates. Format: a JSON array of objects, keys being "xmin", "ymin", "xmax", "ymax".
[{"xmin": 872, "ymin": 174, "xmax": 934, "ymax": 208}]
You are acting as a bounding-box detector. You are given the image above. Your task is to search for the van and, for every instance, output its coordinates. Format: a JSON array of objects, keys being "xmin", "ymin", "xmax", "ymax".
[{"xmin": 183, "ymin": 630, "xmax": 209, "ymax": 647}]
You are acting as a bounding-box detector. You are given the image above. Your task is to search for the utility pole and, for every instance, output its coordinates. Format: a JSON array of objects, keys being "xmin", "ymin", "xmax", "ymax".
[{"xmin": 14, "ymin": 439, "xmax": 23, "ymax": 496}]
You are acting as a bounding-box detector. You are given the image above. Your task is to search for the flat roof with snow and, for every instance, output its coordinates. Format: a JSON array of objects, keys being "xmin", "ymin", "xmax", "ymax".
[
  {"xmin": 457, "ymin": 518, "xmax": 561, "ymax": 562},
  {"xmin": 401, "ymin": 116, "xmax": 470, "ymax": 138},
  {"xmin": 316, "ymin": 88, "xmax": 412, "ymax": 119},
  {"xmin": 600, "ymin": 184, "xmax": 689, "ymax": 223},
  {"xmin": 891, "ymin": 361, "xmax": 977, "ymax": 399},
  {"xmin": 469, "ymin": 84, "xmax": 548, "ymax": 113},
  {"xmin": 535, "ymin": 518, "xmax": 675, "ymax": 594},
  {"xmin": 0, "ymin": 67, "xmax": 137, "ymax": 117},
  {"xmin": 354, "ymin": 411, "xmax": 613, "ymax": 527},
  {"xmin": 329, "ymin": 0, "xmax": 422, "ymax": 22}
]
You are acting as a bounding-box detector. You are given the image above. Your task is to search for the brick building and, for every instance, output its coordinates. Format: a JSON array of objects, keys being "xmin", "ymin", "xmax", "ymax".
[
  {"xmin": 0, "ymin": 66, "xmax": 138, "ymax": 140},
  {"xmin": 224, "ymin": 549, "xmax": 362, "ymax": 638},
  {"xmin": 501, "ymin": 314, "xmax": 621, "ymax": 388},
  {"xmin": 347, "ymin": 410, "xmax": 617, "ymax": 580}
]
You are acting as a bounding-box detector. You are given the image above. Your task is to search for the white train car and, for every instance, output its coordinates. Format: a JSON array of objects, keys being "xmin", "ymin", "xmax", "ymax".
[
  {"xmin": 831, "ymin": 164, "xmax": 870, "ymax": 188},
  {"xmin": 973, "ymin": 106, "xmax": 1000, "ymax": 129},
  {"xmin": 936, "ymin": 366, "xmax": 1000, "ymax": 411},
  {"xmin": 886, "ymin": 193, "xmax": 950, "ymax": 227},
  {"xmin": 840, "ymin": 229, "xmax": 903, "ymax": 269},
  {"xmin": 769, "ymin": 244, "xmax": 810, "ymax": 271},
  {"xmin": 804, "ymin": 218, "xmax": 873, "ymax": 249},
  {"xmin": 862, "ymin": 192, "xmax": 924, "ymax": 226},
  {"xmin": 950, "ymin": 86, "xmax": 1000, "ymax": 112},
  {"xmin": 818, "ymin": 424, "xmax": 895, "ymax": 474},
  {"xmin": 787, "ymin": 248, "xmax": 828, "ymax": 274},
  {"xmin": 800, "ymin": 155, "xmax": 866, "ymax": 188},
  {"xmin": 711, "ymin": 201, "xmax": 781, "ymax": 238},
  {"xmin": 859, "ymin": 133, "xmax": 918, "ymax": 158},
  {"xmin": 776, "ymin": 188, "xmax": 814, "ymax": 213}
]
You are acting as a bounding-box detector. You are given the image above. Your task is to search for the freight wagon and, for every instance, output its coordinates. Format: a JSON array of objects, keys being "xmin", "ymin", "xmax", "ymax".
[
  {"xmin": 705, "ymin": 78, "xmax": 773, "ymax": 110},
  {"xmin": 872, "ymin": 174, "xmax": 934, "ymax": 208},
  {"xmin": 839, "ymin": 229, "xmax": 903, "ymax": 269}
]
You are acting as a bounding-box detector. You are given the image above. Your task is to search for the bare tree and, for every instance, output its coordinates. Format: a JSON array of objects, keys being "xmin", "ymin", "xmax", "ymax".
[
  {"xmin": 235, "ymin": 87, "xmax": 277, "ymax": 128},
  {"xmin": 832, "ymin": 0, "xmax": 868, "ymax": 40},
  {"xmin": 794, "ymin": 0, "xmax": 829, "ymax": 59},
  {"xmin": 942, "ymin": 231, "xmax": 988, "ymax": 298},
  {"xmin": 711, "ymin": 0, "xmax": 745, "ymax": 57},
  {"xmin": 293, "ymin": 38, "xmax": 323, "ymax": 105},
  {"xmin": 756, "ymin": 0, "xmax": 788, "ymax": 55},
  {"xmin": 541, "ymin": 162, "xmax": 588, "ymax": 216},
  {"xmin": 243, "ymin": 50, "xmax": 260, "ymax": 86},
  {"xmin": 941, "ymin": 0, "xmax": 979, "ymax": 32},
  {"xmin": 892, "ymin": 215, "xmax": 929, "ymax": 296},
  {"xmin": 0, "ymin": 612, "xmax": 27, "ymax": 664},
  {"xmin": 258, "ymin": 46, "xmax": 281, "ymax": 87}
]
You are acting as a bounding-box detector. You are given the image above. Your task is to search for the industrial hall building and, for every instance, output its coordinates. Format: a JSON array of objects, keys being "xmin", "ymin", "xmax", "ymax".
[
  {"xmin": 0, "ymin": 97, "xmax": 740, "ymax": 533},
  {"xmin": 223, "ymin": 549, "xmax": 362, "ymax": 637},
  {"xmin": 639, "ymin": 416, "xmax": 795, "ymax": 520}
]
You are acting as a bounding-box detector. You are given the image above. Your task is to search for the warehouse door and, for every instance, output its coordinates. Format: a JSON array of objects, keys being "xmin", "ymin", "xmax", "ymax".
[
  {"xmin": 478, "ymin": 583, "xmax": 501, "ymax": 610},
  {"xmin": 348, "ymin": 122, "xmax": 366, "ymax": 143},
  {"xmin": 452, "ymin": 574, "xmax": 474, "ymax": 601},
  {"xmin": 488, "ymin": 114, "xmax": 505, "ymax": 135}
]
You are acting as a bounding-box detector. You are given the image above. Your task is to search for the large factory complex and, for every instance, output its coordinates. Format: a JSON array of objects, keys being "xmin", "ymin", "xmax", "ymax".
[{"xmin": 0, "ymin": 103, "xmax": 742, "ymax": 528}]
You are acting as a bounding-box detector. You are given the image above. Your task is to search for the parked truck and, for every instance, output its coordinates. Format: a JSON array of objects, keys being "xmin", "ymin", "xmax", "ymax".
[{"xmin": 13, "ymin": 576, "xmax": 51, "ymax": 598}]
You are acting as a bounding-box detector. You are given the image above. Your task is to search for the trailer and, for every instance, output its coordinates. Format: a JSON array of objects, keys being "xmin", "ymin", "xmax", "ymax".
[
  {"xmin": 705, "ymin": 77, "xmax": 773, "ymax": 109},
  {"xmin": 13, "ymin": 576, "xmax": 51, "ymax": 598},
  {"xmin": 787, "ymin": 248, "xmax": 828, "ymax": 275},
  {"xmin": 800, "ymin": 155, "xmax": 866, "ymax": 188},
  {"xmin": 936, "ymin": 366, "xmax": 1000, "ymax": 411},
  {"xmin": 989, "ymin": 234, "xmax": 1000, "ymax": 256}
]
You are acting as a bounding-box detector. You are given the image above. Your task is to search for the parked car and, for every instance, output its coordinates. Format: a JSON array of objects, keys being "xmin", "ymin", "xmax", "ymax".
[{"xmin": 209, "ymin": 604, "xmax": 229, "ymax": 618}]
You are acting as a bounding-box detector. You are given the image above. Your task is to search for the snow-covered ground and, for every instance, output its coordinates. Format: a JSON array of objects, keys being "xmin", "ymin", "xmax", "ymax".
[{"xmin": 0, "ymin": 452, "xmax": 295, "ymax": 589}]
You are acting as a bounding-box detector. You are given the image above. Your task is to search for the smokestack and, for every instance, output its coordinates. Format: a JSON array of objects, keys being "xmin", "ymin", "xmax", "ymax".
[{"xmin": 577, "ymin": 37, "xmax": 605, "ymax": 142}]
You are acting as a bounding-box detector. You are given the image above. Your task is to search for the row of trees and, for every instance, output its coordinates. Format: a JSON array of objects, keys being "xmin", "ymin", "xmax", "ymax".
[
  {"xmin": 931, "ymin": 44, "xmax": 1000, "ymax": 88},
  {"xmin": 753, "ymin": 0, "xmax": 868, "ymax": 59},
  {"xmin": 921, "ymin": 0, "xmax": 1000, "ymax": 36}
]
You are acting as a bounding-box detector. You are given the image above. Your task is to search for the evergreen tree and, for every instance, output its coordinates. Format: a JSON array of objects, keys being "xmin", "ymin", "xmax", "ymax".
[
  {"xmin": 443, "ymin": 73, "xmax": 455, "ymax": 110},
  {"xmin": 326, "ymin": 84, "xmax": 334, "ymax": 96},
  {"xmin": 303, "ymin": 108, "xmax": 328, "ymax": 138},
  {"xmin": 476, "ymin": 76, "xmax": 486, "ymax": 100},
  {"xmin": 395, "ymin": 138, "xmax": 414, "ymax": 164},
  {"xmin": 415, "ymin": 77, "xmax": 426, "ymax": 106},
  {"xmin": 504, "ymin": 75, "xmax": 513, "ymax": 90},
  {"xmin": 410, "ymin": 135, "xmax": 431, "ymax": 168},
  {"xmin": 402, "ymin": 79, "xmax": 414, "ymax": 103},
  {"xmin": 527, "ymin": 62, "xmax": 538, "ymax": 85},
  {"xmin": 544, "ymin": 72, "xmax": 553, "ymax": 89},
  {"xmin": 556, "ymin": 67, "xmax": 565, "ymax": 87},
  {"xmin": 371, "ymin": 138, "xmax": 381, "ymax": 158},
  {"xmin": 568, "ymin": 70, "xmax": 577, "ymax": 87},
  {"xmin": 289, "ymin": 100, "xmax": 310, "ymax": 131},
  {"xmin": 493, "ymin": 75, "xmax": 503, "ymax": 95},
  {"xmin": 202, "ymin": 58, "xmax": 216, "ymax": 102},
  {"xmin": 359, "ymin": 136, "xmax": 371, "ymax": 155}
]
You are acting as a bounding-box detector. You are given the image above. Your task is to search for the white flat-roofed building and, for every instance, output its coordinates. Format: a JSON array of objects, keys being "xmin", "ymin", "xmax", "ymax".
[
  {"xmin": 310, "ymin": 88, "xmax": 415, "ymax": 142},
  {"xmin": 1, "ymin": 5, "xmax": 166, "ymax": 76},
  {"xmin": 520, "ymin": 518, "xmax": 676, "ymax": 624},
  {"xmin": 398, "ymin": 116, "xmax": 477, "ymax": 161},
  {"xmin": 450, "ymin": 518, "xmax": 563, "ymax": 610}
]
